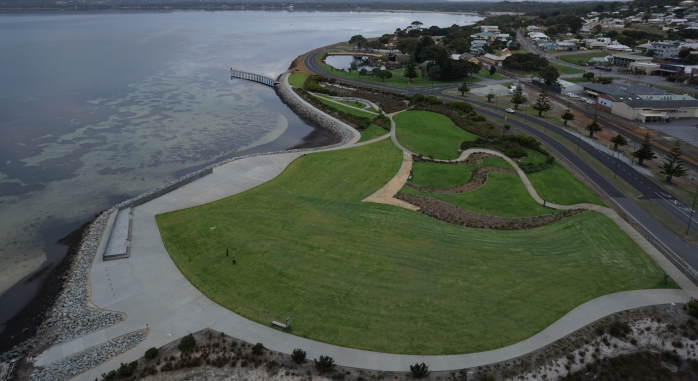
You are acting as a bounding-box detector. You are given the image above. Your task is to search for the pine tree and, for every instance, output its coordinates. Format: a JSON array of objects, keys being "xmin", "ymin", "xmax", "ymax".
[
  {"xmin": 458, "ymin": 82, "xmax": 469, "ymax": 97},
  {"xmin": 659, "ymin": 139, "xmax": 688, "ymax": 182},
  {"xmin": 489, "ymin": 65, "xmax": 497, "ymax": 77},
  {"xmin": 510, "ymin": 83, "xmax": 527, "ymax": 110},
  {"xmin": 632, "ymin": 132, "xmax": 657, "ymax": 165},
  {"xmin": 561, "ymin": 101, "xmax": 575, "ymax": 126},
  {"xmin": 610, "ymin": 134, "xmax": 628, "ymax": 150},
  {"xmin": 585, "ymin": 111, "xmax": 602, "ymax": 137},
  {"xmin": 486, "ymin": 89, "xmax": 495, "ymax": 102},
  {"xmin": 404, "ymin": 59, "xmax": 418, "ymax": 82},
  {"xmin": 532, "ymin": 88, "xmax": 551, "ymax": 117}
]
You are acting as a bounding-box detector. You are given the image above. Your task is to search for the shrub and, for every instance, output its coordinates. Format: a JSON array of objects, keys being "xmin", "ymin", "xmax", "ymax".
[
  {"xmin": 597, "ymin": 77, "xmax": 613, "ymax": 84},
  {"xmin": 144, "ymin": 347, "xmax": 159, "ymax": 360},
  {"xmin": 329, "ymin": 78, "xmax": 337, "ymax": 83},
  {"xmin": 447, "ymin": 101, "xmax": 473, "ymax": 114},
  {"xmin": 426, "ymin": 96, "xmax": 443, "ymax": 105},
  {"xmin": 179, "ymin": 334, "xmax": 196, "ymax": 350},
  {"xmin": 315, "ymin": 355, "xmax": 335, "ymax": 373},
  {"xmin": 331, "ymin": 372, "xmax": 346, "ymax": 380},
  {"xmin": 609, "ymin": 321, "xmax": 631, "ymax": 338},
  {"xmin": 412, "ymin": 93, "xmax": 425, "ymax": 102},
  {"xmin": 100, "ymin": 370, "xmax": 117, "ymax": 381},
  {"xmin": 116, "ymin": 361, "xmax": 138, "ymax": 378},
  {"xmin": 689, "ymin": 300, "xmax": 698, "ymax": 318},
  {"xmin": 471, "ymin": 115, "xmax": 487, "ymax": 122},
  {"xmin": 292, "ymin": 348, "xmax": 307, "ymax": 364},
  {"xmin": 329, "ymin": 90, "xmax": 338, "ymax": 96},
  {"xmin": 410, "ymin": 363, "xmax": 431, "ymax": 379},
  {"xmin": 252, "ymin": 343, "xmax": 264, "ymax": 356}
]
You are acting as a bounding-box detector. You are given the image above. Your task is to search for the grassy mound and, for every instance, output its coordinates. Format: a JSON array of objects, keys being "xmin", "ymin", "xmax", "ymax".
[
  {"xmin": 394, "ymin": 111, "xmax": 477, "ymax": 160},
  {"xmin": 410, "ymin": 158, "xmax": 513, "ymax": 189},
  {"xmin": 357, "ymin": 124, "xmax": 389, "ymax": 143},
  {"xmin": 401, "ymin": 172, "xmax": 555, "ymax": 218},
  {"xmin": 157, "ymin": 139, "xmax": 671, "ymax": 355}
]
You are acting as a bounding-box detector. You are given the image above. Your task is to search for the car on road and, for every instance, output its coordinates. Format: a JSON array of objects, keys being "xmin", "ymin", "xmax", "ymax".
[{"xmin": 505, "ymin": 108, "xmax": 515, "ymax": 113}]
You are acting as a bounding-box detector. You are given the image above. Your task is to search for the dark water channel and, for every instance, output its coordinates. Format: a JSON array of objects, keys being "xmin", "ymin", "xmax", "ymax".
[{"xmin": 0, "ymin": 10, "xmax": 480, "ymax": 348}]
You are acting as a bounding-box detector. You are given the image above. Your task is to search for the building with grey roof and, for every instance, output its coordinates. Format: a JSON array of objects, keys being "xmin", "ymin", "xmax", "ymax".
[{"xmin": 596, "ymin": 89, "xmax": 698, "ymax": 122}]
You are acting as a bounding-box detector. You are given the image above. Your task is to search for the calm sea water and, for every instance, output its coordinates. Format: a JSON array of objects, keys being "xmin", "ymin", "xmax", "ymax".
[{"xmin": 0, "ymin": 10, "xmax": 481, "ymax": 333}]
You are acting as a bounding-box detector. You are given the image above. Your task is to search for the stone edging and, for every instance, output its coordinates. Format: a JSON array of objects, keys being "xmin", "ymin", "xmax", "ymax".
[
  {"xmin": 28, "ymin": 330, "xmax": 147, "ymax": 381},
  {"xmin": 0, "ymin": 71, "xmax": 356, "ymax": 365}
]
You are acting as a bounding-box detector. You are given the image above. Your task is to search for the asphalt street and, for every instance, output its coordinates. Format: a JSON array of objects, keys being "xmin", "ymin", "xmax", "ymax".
[{"xmin": 302, "ymin": 44, "xmax": 698, "ymax": 275}]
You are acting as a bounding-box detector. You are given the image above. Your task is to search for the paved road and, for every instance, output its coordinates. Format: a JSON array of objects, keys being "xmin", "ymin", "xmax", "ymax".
[{"xmin": 304, "ymin": 44, "xmax": 698, "ymax": 274}]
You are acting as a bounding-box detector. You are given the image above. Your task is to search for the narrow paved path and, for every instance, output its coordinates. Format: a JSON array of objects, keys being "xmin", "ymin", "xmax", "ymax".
[{"xmin": 34, "ymin": 71, "xmax": 692, "ymax": 381}]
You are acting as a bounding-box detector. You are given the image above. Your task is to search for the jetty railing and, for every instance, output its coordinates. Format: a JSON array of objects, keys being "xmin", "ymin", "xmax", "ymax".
[{"xmin": 230, "ymin": 69, "xmax": 279, "ymax": 87}]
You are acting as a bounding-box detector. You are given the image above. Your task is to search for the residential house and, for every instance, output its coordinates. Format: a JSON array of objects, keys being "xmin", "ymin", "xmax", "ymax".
[
  {"xmin": 628, "ymin": 62, "xmax": 661, "ymax": 75},
  {"xmin": 557, "ymin": 40, "xmax": 579, "ymax": 50},
  {"xmin": 458, "ymin": 52, "xmax": 481, "ymax": 66},
  {"xmin": 528, "ymin": 32, "xmax": 549, "ymax": 41},
  {"xmin": 538, "ymin": 41, "xmax": 558, "ymax": 50},
  {"xmin": 578, "ymin": 27, "xmax": 591, "ymax": 35},
  {"xmin": 495, "ymin": 33, "xmax": 510, "ymax": 41},
  {"xmin": 471, "ymin": 32, "xmax": 496, "ymax": 42},
  {"xmin": 605, "ymin": 42, "xmax": 633, "ymax": 53},
  {"xmin": 479, "ymin": 25, "xmax": 500, "ymax": 33}
]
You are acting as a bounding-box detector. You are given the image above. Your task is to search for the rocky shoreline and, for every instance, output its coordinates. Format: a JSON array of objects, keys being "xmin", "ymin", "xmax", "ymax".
[
  {"xmin": 27, "ymin": 330, "xmax": 147, "ymax": 381},
  {"xmin": 0, "ymin": 71, "xmax": 357, "ymax": 380}
]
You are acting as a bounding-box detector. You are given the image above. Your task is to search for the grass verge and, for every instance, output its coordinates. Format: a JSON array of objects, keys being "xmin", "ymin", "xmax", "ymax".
[
  {"xmin": 289, "ymin": 73, "xmax": 309, "ymax": 89},
  {"xmin": 357, "ymin": 124, "xmax": 389, "ymax": 142},
  {"xmin": 528, "ymin": 164, "xmax": 605, "ymax": 206}
]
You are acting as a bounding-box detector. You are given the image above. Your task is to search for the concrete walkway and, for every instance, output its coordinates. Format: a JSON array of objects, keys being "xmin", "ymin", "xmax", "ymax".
[{"xmin": 34, "ymin": 73, "xmax": 694, "ymax": 381}]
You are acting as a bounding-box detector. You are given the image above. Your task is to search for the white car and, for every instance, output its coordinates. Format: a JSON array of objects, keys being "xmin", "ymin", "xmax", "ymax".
[
  {"xmin": 505, "ymin": 108, "xmax": 515, "ymax": 113},
  {"xmin": 586, "ymin": 99, "xmax": 596, "ymax": 105},
  {"xmin": 567, "ymin": 92, "xmax": 577, "ymax": 98},
  {"xmin": 578, "ymin": 97, "xmax": 588, "ymax": 102}
]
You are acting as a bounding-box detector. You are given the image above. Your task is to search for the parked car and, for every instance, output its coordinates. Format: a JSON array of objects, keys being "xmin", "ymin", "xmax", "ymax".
[
  {"xmin": 567, "ymin": 93, "xmax": 578, "ymax": 98},
  {"xmin": 578, "ymin": 97, "xmax": 588, "ymax": 102},
  {"xmin": 586, "ymin": 99, "xmax": 596, "ymax": 105},
  {"xmin": 505, "ymin": 108, "xmax": 515, "ymax": 113}
]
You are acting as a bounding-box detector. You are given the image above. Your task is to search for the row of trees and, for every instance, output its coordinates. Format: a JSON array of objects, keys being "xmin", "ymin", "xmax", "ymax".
[{"xmin": 506, "ymin": 85, "xmax": 687, "ymax": 182}]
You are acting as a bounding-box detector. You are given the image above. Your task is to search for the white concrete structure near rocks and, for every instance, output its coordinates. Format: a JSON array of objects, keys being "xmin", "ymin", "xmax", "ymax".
[{"xmin": 28, "ymin": 72, "xmax": 696, "ymax": 381}]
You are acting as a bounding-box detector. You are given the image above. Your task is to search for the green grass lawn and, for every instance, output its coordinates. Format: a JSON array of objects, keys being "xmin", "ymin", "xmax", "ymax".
[
  {"xmin": 315, "ymin": 97, "xmax": 377, "ymax": 119},
  {"xmin": 522, "ymin": 148, "xmax": 549, "ymax": 165},
  {"xmin": 553, "ymin": 64, "xmax": 582, "ymax": 74},
  {"xmin": 157, "ymin": 139, "xmax": 673, "ymax": 355},
  {"xmin": 555, "ymin": 52, "xmax": 609, "ymax": 65},
  {"xmin": 410, "ymin": 158, "xmax": 513, "ymax": 189},
  {"xmin": 394, "ymin": 111, "xmax": 477, "ymax": 160},
  {"xmin": 401, "ymin": 172, "xmax": 557, "ymax": 218},
  {"xmin": 528, "ymin": 163, "xmax": 605, "ymax": 206},
  {"xmin": 475, "ymin": 68, "xmax": 505, "ymax": 80},
  {"xmin": 288, "ymin": 73, "xmax": 309, "ymax": 89},
  {"xmin": 357, "ymin": 124, "xmax": 389, "ymax": 143}
]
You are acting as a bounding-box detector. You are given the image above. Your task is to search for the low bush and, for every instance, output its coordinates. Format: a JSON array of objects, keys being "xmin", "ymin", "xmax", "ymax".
[
  {"xmin": 372, "ymin": 114, "xmax": 391, "ymax": 131},
  {"xmin": 179, "ymin": 334, "xmax": 196, "ymax": 350},
  {"xmin": 470, "ymin": 115, "xmax": 486, "ymax": 122},
  {"xmin": 410, "ymin": 362, "xmax": 431, "ymax": 379},
  {"xmin": 144, "ymin": 347, "xmax": 159, "ymax": 359},
  {"xmin": 292, "ymin": 348, "xmax": 307, "ymax": 363},
  {"xmin": 609, "ymin": 321, "xmax": 632, "ymax": 338},
  {"xmin": 447, "ymin": 101, "xmax": 473, "ymax": 114},
  {"xmin": 688, "ymin": 300, "xmax": 698, "ymax": 318},
  {"xmin": 116, "ymin": 361, "xmax": 138, "ymax": 378},
  {"xmin": 412, "ymin": 93, "xmax": 425, "ymax": 102},
  {"xmin": 426, "ymin": 96, "xmax": 443, "ymax": 105},
  {"xmin": 329, "ymin": 90, "xmax": 338, "ymax": 96},
  {"xmin": 520, "ymin": 156, "xmax": 555, "ymax": 174},
  {"xmin": 315, "ymin": 355, "xmax": 335, "ymax": 373},
  {"xmin": 252, "ymin": 342, "xmax": 264, "ymax": 356}
]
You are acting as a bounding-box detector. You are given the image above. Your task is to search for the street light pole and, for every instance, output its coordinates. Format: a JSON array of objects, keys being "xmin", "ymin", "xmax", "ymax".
[
  {"xmin": 613, "ymin": 150, "xmax": 621, "ymax": 178},
  {"xmin": 576, "ymin": 128, "xmax": 582, "ymax": 151},
  {"xmin": 687, "ymin": 185, "xmax": 698, "ymax": 235}
]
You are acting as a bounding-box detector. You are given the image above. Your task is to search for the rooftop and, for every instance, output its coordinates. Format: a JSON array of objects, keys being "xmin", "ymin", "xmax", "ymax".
[{"xmin": 583, "ymin": 82, "xmax": 672, "ymax": 97}]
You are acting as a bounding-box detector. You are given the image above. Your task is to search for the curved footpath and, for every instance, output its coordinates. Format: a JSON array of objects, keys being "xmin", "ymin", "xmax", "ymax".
[{"xmin": 32, "ymin": 72, "xmax": 691, "ymax": 381}]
